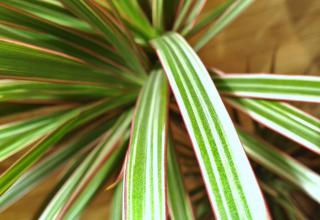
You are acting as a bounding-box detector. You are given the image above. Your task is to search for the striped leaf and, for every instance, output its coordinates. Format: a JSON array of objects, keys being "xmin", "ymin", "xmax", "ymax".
[
  {"xmin": 112, "ymin": 0, "xmax": 157, "ymax": 39},
  {"xmin": 214, "ymin": 74, "xmax": 320, "ymax": 102},
  {"xmin": 40, "ymin": 112, "xmax": 131, "ymax": 220},
  {"xmin": 187, "ymin": 0, "xmax": 234, "ymax": 36},
  {"xmin": 124, "ymin": 70, "xmax": 169, "ymax": 220},
  {"xmin": 0, "ymin": 39, "xmax": 129, "ymax": 86},
  {"xmin": 172, "ymin": 0, "xmax": 192, "ymax": 31},
  {"xmin": 194, "ymin": 0, "xmax": 253, "ymax": 51},
  {"xmin": 152, "ymin": 33, "xmax": 268, "ymax": 220},
  {"xmin": 180, "ymin": 0, "xmax": 206, "ymax": 35},
  {"xmin": 152, "ymin": 0, "xmax": 164, "ymax": 31},
  {"xmin": 238, "ymin": 128, "xmax": 320, "ymax": 203},
  {"xmin": 227, "ymin": 98, "xmax": 320, "ymax": 154},
  {"xmin": 0, "ymin": 118, "xmax": 114, "ymax": 211},
  {"xmin": 60, "ymin": 0, "xmax": 148, "ymax": 76},
  {"xmin": 168, "ymin": 137, "xmax": 195, "ymax": 220},
  {"xmin": 0, "ymin": 1, "xmax": 119, "ymax": 65},
  {"xmin": 0, "ymin": 95, "xmax": 135, "ymax": 194}
]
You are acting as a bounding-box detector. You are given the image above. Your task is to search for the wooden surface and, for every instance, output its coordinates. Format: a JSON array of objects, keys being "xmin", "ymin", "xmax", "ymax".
[{"xmin": 1, "ymin": 0, "xmax": 320, "ymax": 219}]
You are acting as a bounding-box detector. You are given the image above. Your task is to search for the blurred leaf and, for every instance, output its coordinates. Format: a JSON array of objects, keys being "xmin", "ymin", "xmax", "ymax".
[
  {"xmin": 0, "ymin": 95, "xmax": 135, "ymax": 194},
  {"xmin": 61, "ymin": 0, "xmax": 148, "ymax": 77},
  {"xmin": 0, "ymin": 39, "xmax": 130, "ymax": 86},
  {"xmin": 168, "ymin": 137, "xmax": 195, "ymax": 220},
  {"xmin": 239, "ymin": 128, "xmax": 320, "ymax": 203},
  {"xmin": 110, "ymin": 181, "xmax": 123, "ymax": 220},
  {"xmin": 227, "ymin": 98, "xmax": 320, "ymax": 154},
  {"xmin": 0, "ymin": 118, "xmax": 115, "ymax": 211},
  {"xmin": 152, "ymin": 33, "xmax": 268, "ymax": 220},
  {"xmin": 186, "ymin": 0, "xmax": 234, "ymax": 36},
  {"xmin": 41, "ymin": 112, "xmax": 131, "ymax": 219},
  {"xmin": 194, "ymin": 0, "xmax": 253, "ymax": 51}
]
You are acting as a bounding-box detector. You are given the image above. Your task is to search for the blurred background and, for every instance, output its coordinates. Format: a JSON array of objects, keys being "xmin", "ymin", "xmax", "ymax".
[{"xmin": 1, "ymin": 0, "xmax": 319, "ymax": 219}]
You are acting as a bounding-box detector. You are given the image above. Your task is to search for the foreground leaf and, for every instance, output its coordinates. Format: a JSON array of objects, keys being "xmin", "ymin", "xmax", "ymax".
[
  {"xmin": 168, "ymin": 137, "xmax": 195, "ymax": 220},
  {"xmin": 239, "ymin": 128, "xmax": 320, "ymax": 203},
  {"xmin": 227, "ymin": 98, "xmax": 320, "ymax": 154},
  {"xmin": 152, "ymin": 33, "xmax": 268, "ymax": 220},
  {"xmin": 214, "ymin": 74, "xmax": 320, "ymax": 102},
  {"xmin": 124, "ymin": 70, "xmax": 169, "ymax": 220}
]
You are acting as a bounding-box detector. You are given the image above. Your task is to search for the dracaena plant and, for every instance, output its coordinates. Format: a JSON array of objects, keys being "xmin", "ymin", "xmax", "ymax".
[{"xmin": 0, "ymin": 0, "xmax": 319, "ymax": 219}]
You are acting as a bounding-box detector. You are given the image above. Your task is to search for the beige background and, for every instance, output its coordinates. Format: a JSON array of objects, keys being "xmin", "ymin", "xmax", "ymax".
[{"xmin": 1, "ymin": 0, "xmax": 320, "ymax": 219}]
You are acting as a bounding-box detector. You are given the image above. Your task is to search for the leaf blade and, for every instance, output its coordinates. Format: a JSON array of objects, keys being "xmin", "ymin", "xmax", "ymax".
[
  {"xmin": 227, "ymin": 98, "xmax": 320, "ymax": 154},
  {"xmin": 152, "ymin": 33, "xmax": 268, "ymax": 220},
  {"xmin": 124, "ymin": 70, "xmax": 169, "ymax": 220},
  {"xmin": 214, "ymin": 73, "xmax": 320, "ymax": 102}
]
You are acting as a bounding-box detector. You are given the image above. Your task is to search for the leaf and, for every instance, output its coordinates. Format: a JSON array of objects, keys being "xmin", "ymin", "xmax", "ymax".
[
  {"xmin": 40, "ymin": 112, "xmax": 131, "ymax": 220},
  {"xmin": 61, "ymin": 0, "xmax": 148, "ymax": 76},
  {"xmin": 213, "ymin": 73, "xmax": 320, "ymax": 102},
  {"xmin": 0, "ymin": 95, "xmax": 135, "ymax": 194},
  {"xmin": 238, "ymin": 128, "xmax": 320, "ymax": 203},
  {"xmin": 0, "ymin": 80, "xmax": 130, "ymax": 103},
  {"xmin": 0, "ymin": 118, "xmax": 114, "ymax": 211},
  {"xmin": 152, "ymin": 0, "xmax": 164, "ymax": 31},
  {"xmin": 167, "ymin": 137, "xmax": 195, "ymax": 220},
  {"xmin": 186, "ymin": 0, "xmax": 234, "ymax": 36},
  {"xmin": 227, "ymin": 98, "xmax": 320, "ymax": 154},
  {"xmin": 0, "ymin": 0, "xmax": 92, "ymax": 32},
  {"xmin": 180, "ymin": 0, "xmax": 206, "ymax": 35},
  {"xmin": 194, "ymin": 0, "xmax": 253, "ymax": 51},
  {"xmin": 0, "ymin": 39, "xmax": 133, "ymax": 86},
  {"xmin": 0, "ymin": 110, "xmax": 74, "ymax": 161},
  {"xmin": 112, "ymin": 0, "xmax": 157, "ymax": 39},
  {"xmin": 0, "ymin": 1, "xmax": 119, "ymax": 65},
  {"xmin": 172, "ymin": 0, "xmax": 192, "ymax": 31},
  {"xmin": 152, "ymin": 33, "xmax": 268, "ymax": 220},
  {"xmin": 124, "ymin": 70, "xmax": 169, "ymax": 220},
  {"xmin": 110, "ymin": 181, "xmax": 123, "ymax": 220}
]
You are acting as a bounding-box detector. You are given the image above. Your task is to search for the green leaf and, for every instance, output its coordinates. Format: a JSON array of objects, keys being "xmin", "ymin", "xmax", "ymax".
[
  {"xmin": 61, "ymin": 0, "xmax": 148, "ymax": 76},
  {"xmin": 180, "ymin": 0, "xmax": 206, "ymax": 35},
  {"xmin": 213, "ymin": 73, "xmax": 320, "ymax": 102},
  {"xmin": 168, "ymin": 137, "xmax": 195, "ymax": 220},
  {"xmin": 41, "ymin": 112, "xmax": 131, "ymax": 220},
  {"xmin": 0, "ymin": 80, "xmax": 131, "ymax": 103},
  {"xmin": 238, "ymin": 128, "xmax": 320, "ymax": 203},
  {"xmin": 172, "ymin": 0, "xmax": 192, "ymax": 31},
  {"xmin": 194, "ymin": 0, "xmax": 253, "ymax": 51},
  {"xmin": 0, "ymin": 110, "xmax": 75, "ymax": 161},
  {"xmin": 152, "ymin": 33, "xmax": 268, "ymax": 220},
  {"xmin": 186, "ymin": 0, "xmax": 234, "ymax": 36},
  {"xmin": 0, "ymin": 1, "xmax": 119, "ymax": 64},
  {"xmin": 112, "ymin": 0, "xmax": 157, "ymax": 39},
  {"xmin": 152, "ymin": 0, "xmax": 164, "ymax": 31},
  {"xmin": 0, "ymin": 39, "xmax": 129, "ymax": 86},
  {"xmin": 227, "ymin": 98, "xmax": 320, "ymax": 154},
  {"xmin": 0, "ymin": 118, "xmax": 114, "ymax": 211},
  {"xmin": 0, "ymin": 0, "xmax": 92, "ymax": 32},
  {"xmin": 0, "ymin": 95, "xmax": 135, "ymax": 194},
  {"xmin": 110, "ymin": 181, "xmax": 123, "ymax": 220},
  {"xmin": 124, "ymin": 70, "xmax": 169, "ymax": 220}
]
